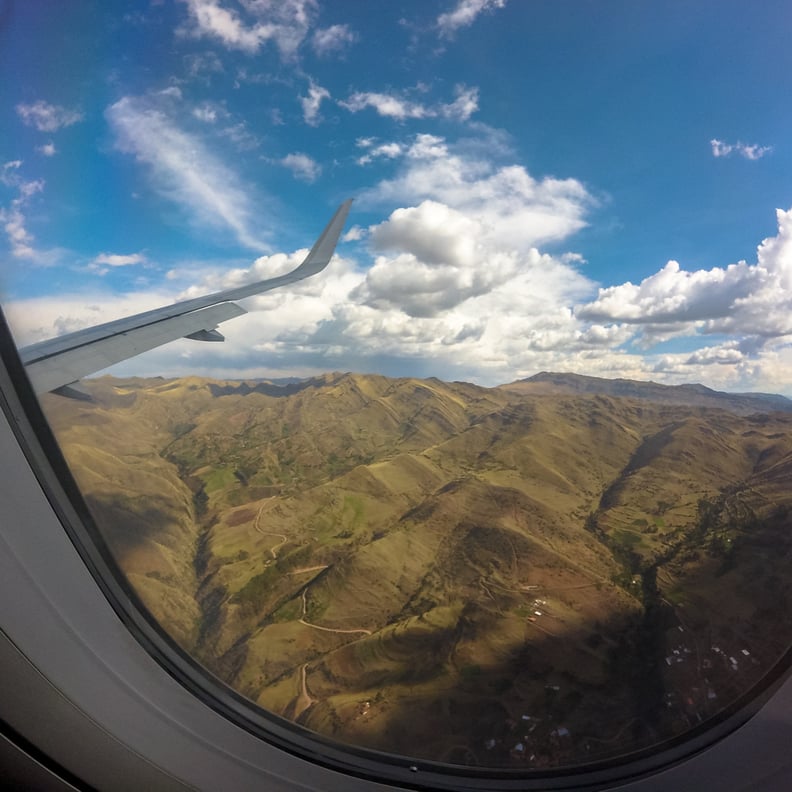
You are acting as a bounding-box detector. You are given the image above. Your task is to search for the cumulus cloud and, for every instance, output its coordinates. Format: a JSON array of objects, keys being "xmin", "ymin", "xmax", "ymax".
[
  {"xmin": 16, "ymin": 101, "xmax": 83, "ymax": 132},
  {"xmin": 710, "ymin": 138, "xmax": 772, "ymax": 160},
  {"xmin": 106, "ymin": 93, "xmax": 268, "ymax": 249},
  {"xmin": 578, "ymin": 208, "xmax": 792, "ymax": 343},
  {"xmin": 437, "ymin": 0, "xmax": 507, "ymax": 39},
  {"xmin": 573, "ymin": 206, "xmax": 792, "ymax": 390},
  {"xmin": 11, "ymin": 125, "xmax": 792, "ymax": 395},
  {"xmin": 180, "ymin": 0, "xmax": 317, "ymax": 59},
  {"xmin": 300, "ymin": 79, "xmax": 330, "ymax": 125},
  {"xmin": 37, "ymin": 142, "xmax": 57, "ymax": 157},
  {"xmin": 362, "ymin": 134, "xmax": 594, "ymax": 250},
  {"xmin": 280, "ymin": 152, "xmax": 321, "ymax": 182},
  {"xmin": 311, "ymin": 23, "xmax": 356, "ymax": 56},
  {"xmin": 340, "ymin": 84, "xmax": 479, "ymax": 122}
]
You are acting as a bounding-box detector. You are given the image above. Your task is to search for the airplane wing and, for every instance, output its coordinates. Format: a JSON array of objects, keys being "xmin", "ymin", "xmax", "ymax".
[{"xmin": 19, "ymin": 200, "xmax": 353, "ymax": 396}]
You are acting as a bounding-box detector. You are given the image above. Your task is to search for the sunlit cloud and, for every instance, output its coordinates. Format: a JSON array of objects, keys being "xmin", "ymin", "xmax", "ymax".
[{"xmin": 578, "ymin": 207, "xmax": 792, "ymax": 342}]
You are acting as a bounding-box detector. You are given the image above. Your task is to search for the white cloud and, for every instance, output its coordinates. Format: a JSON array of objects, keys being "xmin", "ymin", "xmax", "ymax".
[
  {"xmin": 0, "ymin": 161, "xmax": 23, "ymax": 186},
  {"xmin": 0, "ymin": 161, "xmax": 45, "ymax": 259},
  {"xmin": 340, "ymin": 84, "xmax": 479, "ymax": 122},
  {"xmin": 106, "ymin": 93, "xmax": 268, "ymax": 250},
  {"xmin": 192, "ymin": 102, "xmax": 224, "ymax": 122},
  {"xmin": 341, "ymin": 91, "xmax": 430, "ymax": 121},
  {"xmin": 4, "ymin": 292, "xmax": 173, "ymax": 348},
  {"xmin": 88, "ymin": 252, "xmax": 149, "ymax": 274},
  {"xmin": 356, "ymin": 140, "xmax": 404, "ymax": 165},
  {"xmin": 11, "ymin": 126, "xmax": 792, "ymax": 396},
  {"xmin": 181, "ymin": 0, "xmax": 318, "ymax": 59},
  {"xmin": 710, "ymin": 138, "xmax": 772, "ymax": 160},
  {"xmin": 280, "ymin": 152, "xmax": 321, "ymax": 182},
  {"xmin": 441, "ymin": 85, "xmax": 479, "ymax": 121},
  {"xmin": 16, "ymin": 101, "xmax": 83, "ymax": 132},
  {"xmin": 362, "ymin": 134, "xmax": 594, "ymax": 250},
  {"xmin": 219, "ymin": 121, "xmax": 260, "ymax": 150},
  {"xmin": 300, "ymin": 79, "xmax": 330, "ymax": 126},
  {"xmin": 342, "ymin": 225, "xmax": 366, "ymax": 242},
  {"xmin": 37, "ymin": 142, "xmax": 57, "ymax": 157},
  {"xmin": 578, "ymin": 207, "xmax": 792, "ymax": 343},
  {"xmin": 311, "ymin": 23, "xmax": 356, "ymax": 57},
  {"xmin": 573, "ymin": 206, "xmax": 792, "ymax": 389},
  {"xmin": 437, "ymin": 0, "xmax": 507, "ymax": 39}
]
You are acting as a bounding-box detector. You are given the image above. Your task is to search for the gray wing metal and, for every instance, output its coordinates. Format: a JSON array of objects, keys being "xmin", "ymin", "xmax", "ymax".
[{"xmin": 20, "ymin": 200, "xmax": 352, "ymax": 395}]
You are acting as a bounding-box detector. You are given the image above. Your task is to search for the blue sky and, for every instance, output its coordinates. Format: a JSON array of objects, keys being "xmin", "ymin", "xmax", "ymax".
[{"xmin": 2, "ymin": 0, "xmax": 792, "ymax": 392}]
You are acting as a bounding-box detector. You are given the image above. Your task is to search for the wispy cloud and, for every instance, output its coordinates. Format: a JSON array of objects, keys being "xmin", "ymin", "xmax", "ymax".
[
  {"xmin": 0, "ymin": 160, "xmax": 45, "ymax": 259},
  {"xmin": 192, "ymin": 101, "xmax": 225, "ymax": 122},
  {"xmin": 37, "ymin": 142, "xmax": 57, "ymax": 157},
  {"xmin": 710, "ymin": 138, "xmax": 772, "ymax": 160},
  {"xmin": 180, "ymin": 0, "xmax": 317, "ymax": 59},
  {"xmin": 88, "ymin": 252, "xmax": 149, "ymax": 274},
  {"xmin": 341, "ymin": 91, "xmax": 430, "ymax": 120},
  {"xmin": 16, "ymin": 100, "xmax": 83, "ymax": 132},
  {"xmin": 311, "ymin": 23, "xmax": 356, "ymax": 57},
  {"xmin": 437, "ymin": 0, "xmax": 507, "ymax": 39},
  {"xmin": 183, "ymin": 51, "xmax": 224, "ymax": 79},
  {"xmin": 340, "ymin": 84, "xmax": 478, "ymax": 122},
  {"xmin": 356, "ymin": 140, "xmax": 404, "ymax": 166},
  {"xmin": 106, "ymin": 93, "xmax": 268, "ymax": 250},
  {"xmin": 441, "ymin": 85, "xmax": 479, "ymax": 121},
  {"xmin": 280, "ymin": 152, "xmax": 321, "ymax": 182},
  {"xmin": 300, "ymin": 79, "xmax": 330, "ymax": 125}
]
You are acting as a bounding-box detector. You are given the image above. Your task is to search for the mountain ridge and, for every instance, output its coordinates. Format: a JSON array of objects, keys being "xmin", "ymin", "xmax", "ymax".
[{"xmin": 501, "ymin": 371, "xmax": 792, "ymax": 414}]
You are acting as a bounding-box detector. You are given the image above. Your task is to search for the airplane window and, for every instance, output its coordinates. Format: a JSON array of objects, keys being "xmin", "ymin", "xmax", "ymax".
[{"xmin": 2, "ymin": 0, "xmax": 792, "ymax": 783}]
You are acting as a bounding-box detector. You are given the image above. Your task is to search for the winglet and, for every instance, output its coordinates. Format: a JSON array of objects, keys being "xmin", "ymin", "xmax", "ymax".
[
  {"xmin": 291, "ymin": 198, "xmax": 354, "ymax": 279},
  {"xmin": 19, "ymin": 200, "xmax": 354, "ymax": 395}
]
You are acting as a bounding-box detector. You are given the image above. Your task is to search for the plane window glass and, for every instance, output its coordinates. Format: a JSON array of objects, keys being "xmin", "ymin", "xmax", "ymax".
[{"xmin": 3, "ymin": 0, "xmax": 792, "ymax": 780}]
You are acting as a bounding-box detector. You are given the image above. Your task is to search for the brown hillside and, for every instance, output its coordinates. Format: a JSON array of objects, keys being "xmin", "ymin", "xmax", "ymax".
[{"xmin": 40, "ymin": 372, "xmax": 792, "ymax": 768}]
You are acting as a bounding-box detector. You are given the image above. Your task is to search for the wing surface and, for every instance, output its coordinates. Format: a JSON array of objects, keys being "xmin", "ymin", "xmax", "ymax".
[{"xmin": 20, "ymin": 200, "xmax": 352, "ymax": 394}]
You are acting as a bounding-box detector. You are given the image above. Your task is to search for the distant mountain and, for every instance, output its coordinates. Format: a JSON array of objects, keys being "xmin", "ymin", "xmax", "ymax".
[{"xmin": 501, "ymin": 371, "xmax": 792, "ymax": 415}]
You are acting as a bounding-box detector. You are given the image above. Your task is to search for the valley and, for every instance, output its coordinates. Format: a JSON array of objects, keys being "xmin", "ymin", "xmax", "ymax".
[{"xmin": 40, "ymin": 371, "xmax": 792, "ymax": 768}]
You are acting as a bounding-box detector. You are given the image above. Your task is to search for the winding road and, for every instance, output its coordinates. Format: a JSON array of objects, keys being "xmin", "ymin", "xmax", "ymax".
[
  {"xmin": 254, "ymin": 499, "xmax": 288, "ymax": 559},
  {"xmin": 299, "ymin": 589, "xmax": 372, "ymax": 636}
]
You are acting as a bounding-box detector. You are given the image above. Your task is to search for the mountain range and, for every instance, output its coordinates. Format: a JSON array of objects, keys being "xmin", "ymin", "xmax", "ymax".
[{"xmin": 40, "ymin": 371, "xmax": 792, "ymax": 767}]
